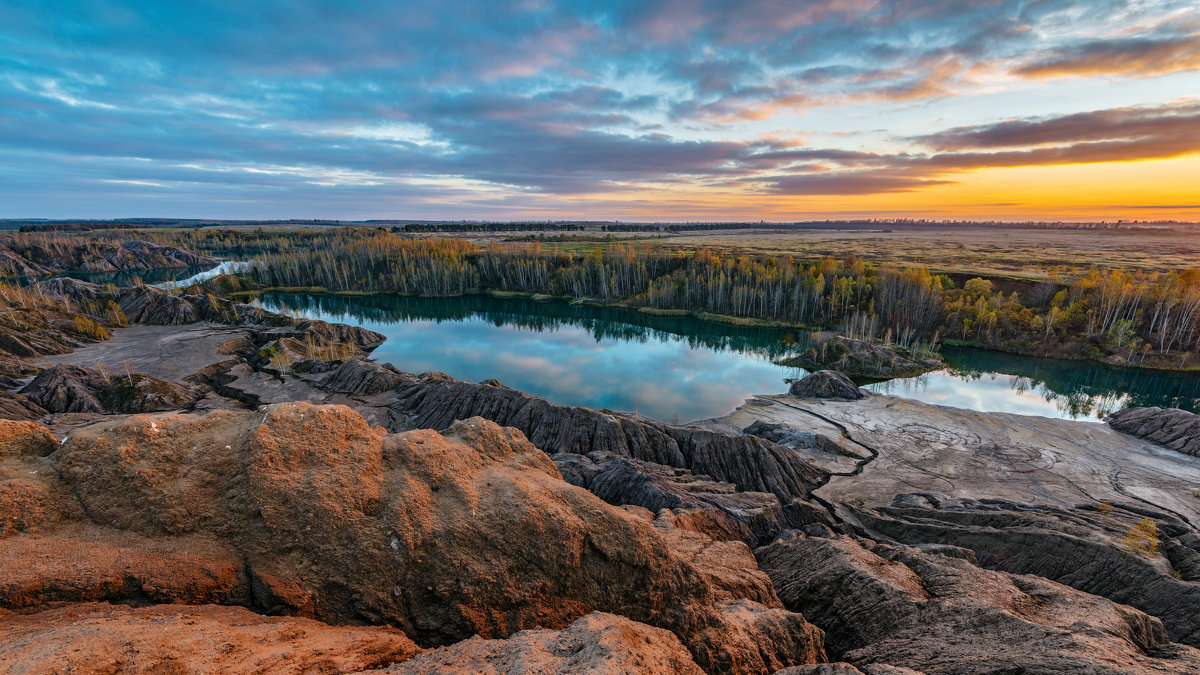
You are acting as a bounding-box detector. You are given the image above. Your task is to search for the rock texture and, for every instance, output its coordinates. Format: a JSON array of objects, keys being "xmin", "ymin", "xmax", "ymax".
[
  {"xmin": 0, "ymin": 277, "xmax": 312, "ymax": 380},
  {"xmin": 0, "ymin": 421, "xmax": 77, "ymax": 539},
  {"xmin": 319, "ymin": 359, "xmax": 409, "ymax": 396},
  {"xmin": 757, "ymin": 533, "xmax": 1200, "ymax": 674},
  {"xmin": 20, "ymin": 363, "xmax": 203, "ymax": 414},
  {"xmin": 0, "ymin": 389, "xmax": 45, "ymax": 420},
  {"xmin": 251, "ymin": 322, "xmax": 388, "ymax": 372},
  {"xmin": 7, "ymin": 403, "xmax": 826, "ymax": 674},
  {"xmin": 0, "ymin": 420, "xmax": 57, "ymax": 459},
  {"xmin": 556, "ymin": 452, "xmax": 832, "ymax": 545},
  {"xmin": 0, "ymin": 237, "xmax": 216, "ymax": 276},
  {"xmin": 788, "ymin": 370, "xmax": 866, "ymax": 400},
  {"xmin": 0, "ymin": 536, "xmax": 245, "ymax": 607},
  {"xmin": 0, "ymin": 249, "xmax": 49, "ymax": 277},
  {"xmin": 713, "ymin": 393, "xmax": 1200, "ymax": 529},
  {"xmin": 0, "ymin": 602, "xmax": 421, "ymax": 674},
  {"xmin": 777, "ymin": 665, "xmax": 925, "ymax": 675},
  {"xmin": 847, "ymin": 494, "xmax": 1200, "ymax": 648},
  {"xmin": 117, "ymin": 285, "xmax": 274, "ymax": 326},
  {"xmin": 1108, "ymin": 406, "xmax": 1200, "ymax": 457},
  {"xmin": 371, "ymin": 612, "xmax": 705, "ymax": 674},
  {"xmin": 317, "ymin": 360, "xmax": 827, "ymax": 504},
  {"xmin": 201, "ymin": 272, "xmax": 263, "ymax": 295}
]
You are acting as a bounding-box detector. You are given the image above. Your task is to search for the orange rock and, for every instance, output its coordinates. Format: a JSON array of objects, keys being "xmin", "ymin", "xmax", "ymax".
[
  {"xmin": 2, "ymin": 403, "xmax": 825, "ymax": 674},
  {"xmin": 0, "ymin": 420, "xmax": 57, "ymax": 459},
  {"xmin": 371, "ymin": 612, "xmax": 705, "ymax": 674},
  {"xmin": 0, "ymin": 536, "xmax": 246, "ymax": 609},
  {"xmin": 0, "ymin": 602, "xmax": 421, "ymax": 674}
]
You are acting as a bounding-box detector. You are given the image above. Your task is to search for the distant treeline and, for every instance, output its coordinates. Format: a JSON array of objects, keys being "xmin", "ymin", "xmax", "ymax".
[
  {"xmin": 233, "ymin": 229, "xmax": 1200, "ymax": 369},
  {"xmin": 11, "ymin": 219, "xmax": 354, "ymax": 232},
  {"xmin": 9, "ymin": 218, "xmax": 1195, "ymax": 234},
  {"xmin": 394, "ymin": 223, "xmax": 586, "ymax": 233}
]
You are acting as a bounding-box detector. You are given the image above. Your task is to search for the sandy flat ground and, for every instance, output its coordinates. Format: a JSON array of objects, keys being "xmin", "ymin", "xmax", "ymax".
[
  {"xmin": 713, "ymin": 392, "xmax": 1200, "ymax": 527},
  {"xmin": 38, "ymin": 323, "xmax": 251, "ymax": 383}
]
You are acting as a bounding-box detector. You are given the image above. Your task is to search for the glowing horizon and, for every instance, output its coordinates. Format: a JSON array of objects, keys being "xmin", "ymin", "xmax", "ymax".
[{"xmin": 2, "ymin": 1, "xmax": 1198, "ymax": 222}]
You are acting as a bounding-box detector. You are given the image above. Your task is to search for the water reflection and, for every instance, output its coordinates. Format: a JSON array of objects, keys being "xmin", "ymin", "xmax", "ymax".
[
  {"xmin": 261, "ymin": 292, "xmax": 820, "ymax": 360},
  {"xmin": 255, "ymin": 292, "xmax": 1199, "ymax": 423},
  {"xmin": 855, "ymin": 349, "xmax": 1198, "ymax": 420},
  {"xmin": 155, "ymin": 261, "xmax": 248, "ymax": 288}
]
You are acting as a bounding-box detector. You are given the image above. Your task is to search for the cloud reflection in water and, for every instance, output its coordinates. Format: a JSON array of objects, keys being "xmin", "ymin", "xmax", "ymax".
[{"xmin": 256, "ymin": 294, "xmax": 1197, "ymax": 423}]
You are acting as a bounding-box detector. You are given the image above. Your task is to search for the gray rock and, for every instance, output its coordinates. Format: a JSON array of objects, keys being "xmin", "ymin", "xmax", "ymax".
[
  {"xmin": 776, "ymin": 664, "xmax": 926, "ymax": 675},
  {"xmin": 847, "ymin": 494, "xmax": 1200, "ymax": 649},
  {"xmin": 756, "ymin": 533, "xmax": 1200, "ymax": 674},
  {"xmin": 1108, "ymin": 407, "xmax": 1200, "ymax": 457},
  {"xmin": 32, "ymin": 278, "xmax": 105, "ymax": 303},
  {"xmin": 319, "ymin": 359, "xmax": 406, "ymax": 396},
  {"xmin": 20, "ymin": 364, "xmax": 202, "ymax": 414},
  {"xmin": 779, "ymin": 336, "xmax": 942, "ymax": 380},
  {"xmin": 377, "ymin": 368, "xmax": 828, "ymax": 502},
  {"xmin": 743, "ymin": 421, "xmax": 847, "ymax": 456},
  {"xmin": 788, "ymin": 370, "xmax": 866, "ymax": 400},
  {"xmin": 116, "ymin": 285, "xmax": 285, "ymax": 328},
  {"xmin": 0, "ymin": 391, "xmax": 48, "ymax": 421},
  {"xmin": 555, "ymin": 452, "xmax": 833, "ymax": 545},
  {"xmin": 294, "ymin": 320, "xmax": 387, "ymax": 351}
]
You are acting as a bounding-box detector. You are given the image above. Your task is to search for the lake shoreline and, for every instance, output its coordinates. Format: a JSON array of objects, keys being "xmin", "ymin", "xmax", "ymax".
[
  {"xmin": 247, "ymin": 290, "xmax": 1199, "ymax": 421},
  {"xmin": 233, "ymin": 285, "xmax": 1200, "ymax": 374}
]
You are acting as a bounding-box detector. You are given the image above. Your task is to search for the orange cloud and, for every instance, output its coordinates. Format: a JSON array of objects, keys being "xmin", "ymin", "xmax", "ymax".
[{"xmin": 1015, "ymin": 35, "xmax": 1200, "ymax": 79}]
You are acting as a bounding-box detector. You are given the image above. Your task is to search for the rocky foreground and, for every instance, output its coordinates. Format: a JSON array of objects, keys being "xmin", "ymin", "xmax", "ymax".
[
  {"xmin": 2, "ymin": 285, "xmax": 1200, "ymax": 673},
  {"xmin": 0, "ymin": 238, "xmax": 216, "ymax": 278}
]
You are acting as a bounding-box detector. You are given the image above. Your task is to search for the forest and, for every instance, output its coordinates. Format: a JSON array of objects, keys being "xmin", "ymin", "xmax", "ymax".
[
  {"xmin": 4, "ymin": 226, "xmax": 1196, "ymax": 370},
  {"xmin": 223, "ymin": 228, "xmax": 1199, "ymax": 370}
]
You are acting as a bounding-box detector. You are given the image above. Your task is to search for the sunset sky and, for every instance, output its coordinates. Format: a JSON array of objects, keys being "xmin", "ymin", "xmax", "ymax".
[{"xmin": 3, "ymin": 0, "xmax": 1198, "ymax": 221}]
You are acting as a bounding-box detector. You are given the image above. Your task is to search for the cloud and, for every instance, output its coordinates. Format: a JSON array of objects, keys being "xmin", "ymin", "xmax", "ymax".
[
  {"xmin": 1014, "ymin": 35, "xmax": 1200, "ymax": 80},
  {"xmin": 758, "ymin": 100, "xmax": 1200, "ymax": 194},
  {"xmin": 914, "ymin": 101, "xmax": 1200, "ymax": 149},
  {"xmin": 908, "ymin": 101, "xmax": 1200, "ymax": 170},
  {"xmin": 2, "ymin": 0, "xmax": 1198, "ymax": 216},
  {"xmin": 768, "ymin": 172, "xmax": 956, "ymax": 195}
]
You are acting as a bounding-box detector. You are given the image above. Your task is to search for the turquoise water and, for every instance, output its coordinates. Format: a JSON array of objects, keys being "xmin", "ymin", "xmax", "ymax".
[{"xmin": 254, "ymin": 292, "xmax": 1200, "ymax": 424}]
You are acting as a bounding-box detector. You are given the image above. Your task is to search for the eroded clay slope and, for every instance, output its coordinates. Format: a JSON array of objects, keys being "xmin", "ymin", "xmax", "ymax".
[{"xmin": 0, "ymin": 405, "xmax": 827, "ymax": 675}]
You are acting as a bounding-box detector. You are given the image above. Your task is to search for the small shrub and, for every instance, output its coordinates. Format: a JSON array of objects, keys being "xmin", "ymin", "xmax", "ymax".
[
  {"xmin": 270, "ymin": 352, "xmax": 290, "ymax": 371},
  {"xmin": 1097, "ymin": 502, "xmax": 1114, "ymax": 518},
  {"xmin": 1124, "ymin": 517, "xmax": 1161, "ymax": 557},
  {"xmin": 73, "ymin": 316, "xmax": 110, "ymax": 340},
  {"xmin": 1173, "ymin": 570, "xmax": 1184, "ymax": 580}
]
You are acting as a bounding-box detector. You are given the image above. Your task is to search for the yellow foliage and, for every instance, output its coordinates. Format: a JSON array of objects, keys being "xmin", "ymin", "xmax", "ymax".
[
  {"xmin": 1123, "ymin": 517, "xmax": 1160, "ymax": 557},
  {"xmin": 73, "ymin": 316, "xmax": 111, "ymax": 340}
]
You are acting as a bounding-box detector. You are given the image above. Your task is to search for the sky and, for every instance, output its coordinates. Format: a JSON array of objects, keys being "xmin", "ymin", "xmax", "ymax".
[{"xmin": 2, "ymin": 0, "xmax": 1199, "ymax": 221}]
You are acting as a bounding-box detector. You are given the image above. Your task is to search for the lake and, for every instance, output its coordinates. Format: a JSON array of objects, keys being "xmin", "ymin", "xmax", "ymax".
[{"xmin": 253, "ymin": 292, "xmax": 1200, "ymax": 424}]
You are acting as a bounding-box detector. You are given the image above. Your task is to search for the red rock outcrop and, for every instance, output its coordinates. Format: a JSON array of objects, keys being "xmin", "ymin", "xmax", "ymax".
[
  {"xmin": 5, "ymin": 403, "xmax": 826, "ymax": 674},
  {"xmin": 0, "ymin": 420, "xmax": 57, "ymax": 458},
  {"xmin": 0, "ymin": 536, "xmax": 245, "ymax": 608},
  {"xmin": 0, "ymin": 602, "xmax": 421, "ymax": 674},
  {"xmin": 369, "ymin": 612, "xmax": 705, "ymax": 674}
]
